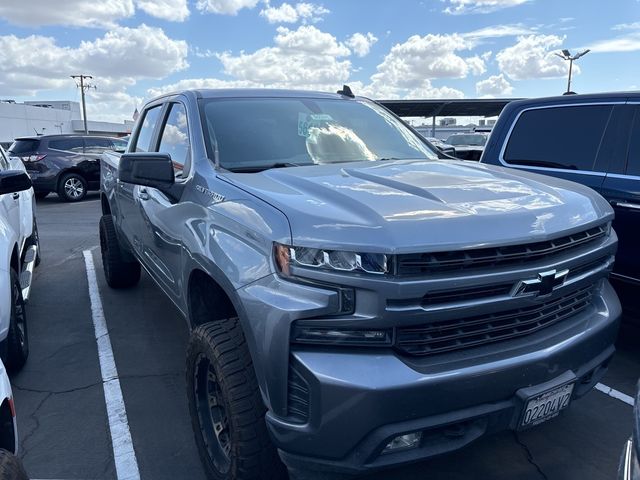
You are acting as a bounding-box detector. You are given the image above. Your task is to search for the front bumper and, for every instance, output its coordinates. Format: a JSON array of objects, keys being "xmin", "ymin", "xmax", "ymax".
[{"xmin": 265, "ymin": 280, "xmax": 621, "ymax": 475}]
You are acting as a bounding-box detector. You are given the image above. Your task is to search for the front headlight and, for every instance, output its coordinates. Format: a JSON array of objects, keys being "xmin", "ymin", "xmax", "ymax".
[{"xmin": 274, "ymin": 243, "xmax": 389, "ymax": 276}]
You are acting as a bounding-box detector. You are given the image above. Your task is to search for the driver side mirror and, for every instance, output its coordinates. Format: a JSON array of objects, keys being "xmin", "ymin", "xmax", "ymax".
[
  {"xmin": 119, "ymin": 153, "xmax": 175, "ymax": 190},
  {"xmin": 0, "ymin": 170, "xmax": 32, "ymax": 195}
]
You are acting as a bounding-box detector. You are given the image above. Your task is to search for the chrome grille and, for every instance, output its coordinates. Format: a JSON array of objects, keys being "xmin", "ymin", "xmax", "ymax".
[
  {"xmin": 395, "ymin": 284, "xmax": 595, "ymax": 357},
  {"xmin": 396, "ymin": 225, "xmax": 607, "ymax": 276}
]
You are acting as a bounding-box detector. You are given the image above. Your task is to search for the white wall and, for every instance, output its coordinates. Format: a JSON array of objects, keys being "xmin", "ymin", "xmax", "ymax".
[{"xmin": 0, "ymin": 103, "xmax": 77, "ymax": 143}]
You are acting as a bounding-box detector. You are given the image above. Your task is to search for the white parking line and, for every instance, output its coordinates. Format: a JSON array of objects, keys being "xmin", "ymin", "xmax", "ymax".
[
  {"xmin": 595, "ymin": 383, "xmax": 635, "ymax": 407},
  {"xmin": 83, "ymin": 250, "xmax": 141, "ymax": 480}
]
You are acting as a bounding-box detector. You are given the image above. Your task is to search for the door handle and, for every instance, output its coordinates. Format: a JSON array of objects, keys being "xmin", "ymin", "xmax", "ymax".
[
  {"xmin": 12, "ymin": 193, "xmax": 19, "ymax": 200},
  {"xmin": 138, "ymin": 188, "xmax": 149, "ymax": 201},
  {"xmin": 610, "ymin": 200, "xmax": 640, "ymax": 211}
]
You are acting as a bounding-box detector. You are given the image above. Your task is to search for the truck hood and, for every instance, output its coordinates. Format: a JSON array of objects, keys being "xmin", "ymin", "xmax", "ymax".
[{"xmin": 221, "ymin": 160, "xmax": 613, "ymax": 253}]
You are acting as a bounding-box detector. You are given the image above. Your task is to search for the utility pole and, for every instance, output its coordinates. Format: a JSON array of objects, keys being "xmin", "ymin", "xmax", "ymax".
[
  {"xmin": 554, "ymin": 49, "xmax": 590, "ymax": 94},
  {"xmin": 70, "ymin": 74, "xmax": 96, "ymax": 134}
]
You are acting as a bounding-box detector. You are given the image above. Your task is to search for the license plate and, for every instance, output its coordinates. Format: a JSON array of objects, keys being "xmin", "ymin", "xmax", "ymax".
[{"xmin": 521, "ymin": 383, "xmax": 574, "ymax": 428}]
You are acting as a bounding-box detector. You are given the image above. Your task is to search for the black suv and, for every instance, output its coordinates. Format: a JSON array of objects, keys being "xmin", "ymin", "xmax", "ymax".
[
  {"xmin": 8, "ymin": 135, "xmax": 128, "ymax": 201},
  {"xmin": 481, "ymin": 92, "xmax": 640, "ymax": 286}
]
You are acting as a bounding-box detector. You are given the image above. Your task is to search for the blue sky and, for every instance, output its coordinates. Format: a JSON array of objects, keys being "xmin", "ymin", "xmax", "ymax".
[{"xmin": 0, "ymin": 0, "xmax": 639, "ymax": 122}]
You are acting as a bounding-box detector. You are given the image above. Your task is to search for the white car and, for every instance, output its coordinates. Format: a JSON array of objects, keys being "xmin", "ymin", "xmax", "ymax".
[
  {"xmin": 0, "ymin": 359, "xmax": 27, "ymax": 479},
  {"xmin": 0, "ymin": 145, "xmax": 38, "ymax": 371}
]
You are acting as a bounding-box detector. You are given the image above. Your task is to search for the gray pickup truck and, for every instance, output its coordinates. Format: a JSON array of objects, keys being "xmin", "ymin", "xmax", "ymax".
[{"xmin": 100, "ymin": 88, "xmax": 621, "ymax": 480}]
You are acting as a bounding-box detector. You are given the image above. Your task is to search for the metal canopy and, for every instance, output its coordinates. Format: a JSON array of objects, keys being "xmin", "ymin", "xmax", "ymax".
[{"xmin": 377, "ymin": 98, "xmax": 522, "ymax": 118}]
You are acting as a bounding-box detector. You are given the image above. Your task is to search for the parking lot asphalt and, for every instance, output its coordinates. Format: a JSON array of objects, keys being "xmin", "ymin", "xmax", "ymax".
[{"xmin": 11, "ymin": 193, "xmax": 640, "ymax": 480}]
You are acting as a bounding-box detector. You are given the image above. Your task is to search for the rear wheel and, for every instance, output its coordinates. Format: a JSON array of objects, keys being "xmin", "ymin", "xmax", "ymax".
[
  {"xmin": 99, "ymin": 215, "xmax": 140, "ymax": 288},
  {"xmin": 186, "ymin": 319, "xmax": 286, "ymax": 480},
  {"xmin": 0, "ymin": 449, "xmax": 28, "ymax": 480},
  {"xmin": 58, "ymin": 172, "xmax": 87, "ymax": 202},
  {"xmin": 3, "ymin": 268, "xmax": 29, "ymax": 372}
]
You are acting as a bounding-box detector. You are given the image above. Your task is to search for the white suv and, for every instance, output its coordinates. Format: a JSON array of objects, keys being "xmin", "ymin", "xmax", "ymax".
[{"xmin": 0, "ymin": 145, "xmax": 38, "ymax": 371}]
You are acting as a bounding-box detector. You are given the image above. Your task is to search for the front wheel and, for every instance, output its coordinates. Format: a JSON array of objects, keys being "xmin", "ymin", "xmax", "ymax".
[
  {"xmin": 186, "ymin": 319, "xmax": 286, "ymax": 480},
  {"xmin": 3, "ymin": 269, "xmax": 29, "ymax": 372},
  {"xmin": 57, "ymin": 173, "xmax": 87, "ymax": 202}
]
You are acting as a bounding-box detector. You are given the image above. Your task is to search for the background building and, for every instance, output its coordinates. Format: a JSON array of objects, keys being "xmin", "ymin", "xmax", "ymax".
[{"xmin": 0, "ymin": 99, "xmax": 133, "ymax": 148}]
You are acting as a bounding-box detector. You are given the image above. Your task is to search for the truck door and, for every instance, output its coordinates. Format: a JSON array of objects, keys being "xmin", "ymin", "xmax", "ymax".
[
  {"xmin": 137, "ymin": 102, "xmax": 191, "ymax": 304},
  {"xmin": 116, "ymin": 104, "xmax": 164, "ymax": 256},
  {"xmin": 600, "ymin": 105, "xmax": 640, "ymax": 283}
]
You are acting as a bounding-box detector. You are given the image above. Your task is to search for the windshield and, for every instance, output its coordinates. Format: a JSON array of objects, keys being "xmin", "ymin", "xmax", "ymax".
[
  {"xmin": 201, "ymin": 97, "xmax": 438, "ymax": 171},
  {"xmin": 446, "ymin": 134, "xmax": 487, "ymax": 146}
]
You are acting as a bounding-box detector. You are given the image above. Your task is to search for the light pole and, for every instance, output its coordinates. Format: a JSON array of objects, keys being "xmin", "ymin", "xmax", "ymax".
[{"xmin": 555, "ymin": 49, "xmax": 590, "ymax": 94}]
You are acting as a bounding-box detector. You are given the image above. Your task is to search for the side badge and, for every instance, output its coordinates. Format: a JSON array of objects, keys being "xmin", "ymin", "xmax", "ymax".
[{"xmin": 196, "ymin": 185, "xmax": 225, "ymax": 203}]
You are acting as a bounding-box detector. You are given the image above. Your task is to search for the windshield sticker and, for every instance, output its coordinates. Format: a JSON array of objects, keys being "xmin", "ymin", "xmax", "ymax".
[{"xmin": 298, "ymin": 113, "xmax": 333, "ymax": 139}]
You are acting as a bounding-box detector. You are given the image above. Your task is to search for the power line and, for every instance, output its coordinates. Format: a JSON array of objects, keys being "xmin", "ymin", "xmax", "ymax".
[{"xmin": 71, "ymin": 74, "xmax": 97, "ymax": 134}]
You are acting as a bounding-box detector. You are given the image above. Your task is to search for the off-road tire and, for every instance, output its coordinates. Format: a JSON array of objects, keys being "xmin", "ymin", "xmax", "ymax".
[
  {"xmin": 99, "ymin": 215, "xmax": 140, "ymax": 289},
  {"xmin": 57, "ymin": 172, "xmax": 87, "ymax": 202},
  {"xmin": 4, "ymin": 268, "xmax": 29, "ymax": 372},
  {"xmin": 0, "ymin": 449, "xmax": 28, "ymax": 480},
  {"xmin": 186, "ymin": 318, "xmax": 286, "ymax": 480}
]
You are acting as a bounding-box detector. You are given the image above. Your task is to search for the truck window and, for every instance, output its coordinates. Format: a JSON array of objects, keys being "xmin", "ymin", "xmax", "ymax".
[
  {"xmin": 158, "ymin": 103, "xmax": 189, "ymax": 178},
  {"xmin": 503, "ymin": 105, "xmax": 613, "ymax": 171},
  {"xmin": 134, "ymin": 105, "xmax": 163, "ymax": 153},
  {"xmin": 626, "ymin": 108, "xmax": 640, "ymax": 177}
]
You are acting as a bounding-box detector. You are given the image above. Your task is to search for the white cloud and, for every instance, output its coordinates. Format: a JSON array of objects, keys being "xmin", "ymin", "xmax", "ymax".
[
  {"xmin": 496, "ymin": 35, "xmax": 570, "ymax": 80},
  {"xmin": 217, "ymin": 26, "xmax": 351, "ymax": 88},
  {"xmin": 86, "ymin": 90, "xmax": 144, "ymax": 124},
  {"xmin": 463, "ymin": 24, "xmax": 536, "ymax": 41},
  {"xmin": 612, "ymin": 22, "xmax": 640, "ymax": 31},
  {"xmin": 260, "ymin": 2, "xmax": 329, "ymax": 24},
  {"xmin": 0, "ymin": 24, "xmax": 187, "ymax": 117},
  {"xmin": 475, "ymin": 73, "xmax": 514, "ymax": 97},
  {"xmin": 135, "ymin": 0, "xmax": 189, "ymax": 21},
  {"xmin": 408, "ymin": 81, "xmax": 465, "ymax": 99},
  {"xmin": 370, "ymin": 34, "xmax": 481, "ymax": 90},
  {"xmin": 0, "ymin": 0, "xmax": 134, "ymax": 27},
  {"xmin": 196, "ymin": 0, "xmax": 259, "ymax": 15},
  {"xmin": 346, "ymin": 32, "xmax": 378, "ymax": 57},
  {"xmin": 148, "ymin": 78, "xmax": 260, "ymax": 97},
  {"xmin": 0, "ymin": 0, "xmax": 189, "ymax": 26},
  {"xmin": 588, "ymin": 32, "xmax": 640, "ymax": 53},
  {"xmin": 443, "ymin": 0, "xmax": 531, "ymax": 15},
  {"xmin": 466, "ymin": 55, "xmax": 487, "ymax": 75}
]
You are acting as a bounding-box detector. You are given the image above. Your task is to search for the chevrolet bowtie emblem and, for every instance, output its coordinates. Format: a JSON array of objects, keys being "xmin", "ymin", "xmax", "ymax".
[{"xmin": 512, "ymin": 269, "xmax": 569, "ymax": 297}]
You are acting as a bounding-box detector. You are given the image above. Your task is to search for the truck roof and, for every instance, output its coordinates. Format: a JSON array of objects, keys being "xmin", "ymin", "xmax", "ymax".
[{"xmin": 149, "ymin": 88, "xmax": 360, "ymax": 103}]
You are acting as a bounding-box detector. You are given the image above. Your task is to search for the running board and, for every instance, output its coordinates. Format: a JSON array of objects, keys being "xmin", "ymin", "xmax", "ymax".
[{"xmin": 20, "ymin": 245, "xmax": 38, "ymax": 303}]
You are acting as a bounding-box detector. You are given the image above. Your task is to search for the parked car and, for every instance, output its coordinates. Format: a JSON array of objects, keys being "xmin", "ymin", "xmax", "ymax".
[
  {"xmin": 423, "ymin": 136, "xmax": 456, "ymax": 156},
  {"xmin": 618, "ymin": 380, "xmax": 639, "ymax": 480},
  {"xmin": 0, "ymin": 146, "xmax": 37, "ymax": 371},
  {"xmin": 101, "ymin": 89, "xmax": 619, "ymax": 480},
  {"xmin": 0, "ymin": 358, "xmax": 28, "ymax": 479},
  {"xmin": 8, "ymin": 135, "xmax": 127, "ymax": 202},
  {"xmin": 446, "ymin": 132, "xmax": 489, "ymax": 160},
  {"xmin": 480, "ymin": 92, "xmax": 640, "ymax": 286}
]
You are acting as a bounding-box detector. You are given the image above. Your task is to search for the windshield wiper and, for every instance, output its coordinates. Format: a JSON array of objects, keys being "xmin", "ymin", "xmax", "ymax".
[
  {"xmin": 227, "ymin": 162, "xmax": 307, "ymax": 173},
  {"xmin": 508, "ymin": 159, "xmax": 577, "ymax": 170}
]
